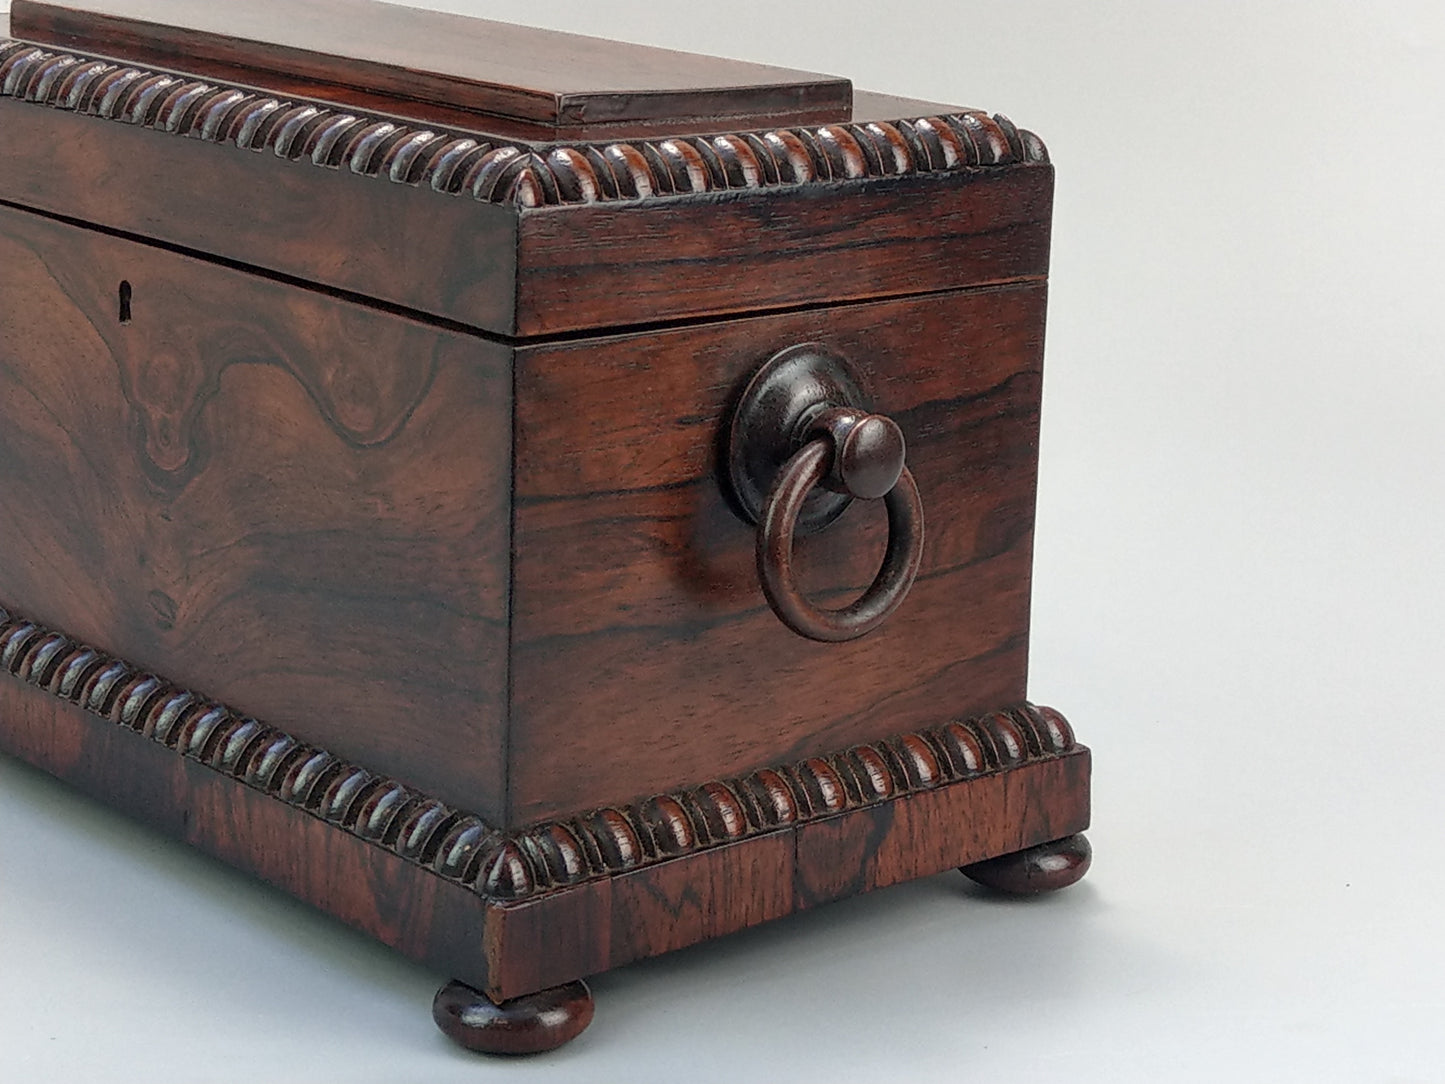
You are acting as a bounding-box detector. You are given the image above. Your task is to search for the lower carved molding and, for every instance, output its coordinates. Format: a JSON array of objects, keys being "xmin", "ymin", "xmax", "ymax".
[{"xmin": 0, "ymin": 602, "xmax": 1077, "ymax": 902}]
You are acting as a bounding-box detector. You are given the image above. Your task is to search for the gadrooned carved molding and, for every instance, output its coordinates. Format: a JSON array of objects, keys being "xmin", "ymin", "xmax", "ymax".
[
  {"xmin": 0, "ymin": 603, "xmax": 1077, "ymax": 902},
  {"xmin": 0, "ymin": 37, "xmax": 1049, "ymax": 208}
]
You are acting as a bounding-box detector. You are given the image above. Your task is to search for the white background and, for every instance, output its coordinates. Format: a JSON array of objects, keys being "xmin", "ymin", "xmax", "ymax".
[{"xmin": 2, "ymin": 1, "xmax": 1443, "ymax": 1080}]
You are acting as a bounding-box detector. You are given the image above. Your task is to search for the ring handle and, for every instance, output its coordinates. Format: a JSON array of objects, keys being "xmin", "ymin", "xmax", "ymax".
[{"xmin": 757, "ymin": 412, "xmax": 925, "ymax": 643}]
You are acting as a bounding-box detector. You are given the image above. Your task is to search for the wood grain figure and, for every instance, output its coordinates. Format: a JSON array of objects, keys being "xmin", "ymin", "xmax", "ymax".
[{"xmin": 0, "ymin": 0, "xmax": 1089, "ymax": 1056}]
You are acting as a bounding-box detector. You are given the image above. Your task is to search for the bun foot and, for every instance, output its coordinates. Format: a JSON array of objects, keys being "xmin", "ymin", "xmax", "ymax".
[
  {"xmin": 961, "ymin": 833, "xmax": 1092, "ymax": 894},
  {"xmin": 432, "ymin": 979, "xmax": 594, "ymax": 1055}
]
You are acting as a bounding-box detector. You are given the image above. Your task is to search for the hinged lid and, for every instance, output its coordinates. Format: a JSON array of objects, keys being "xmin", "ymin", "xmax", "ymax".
[
  {"xmin": 0, "ymin": 0, "xmax": 1052, "ymax": 338},
  {"xmin": 9, "ymin": 0, "xmax": 854, "ymax": 136}
]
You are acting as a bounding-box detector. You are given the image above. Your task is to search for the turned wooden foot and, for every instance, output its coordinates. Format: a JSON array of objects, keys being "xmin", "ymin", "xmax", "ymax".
[
  {"xmin": 960, "ymin": 833, "xmax": 1092, "ymax": 894},
  {"xmin": 432, "ymin": 979, "xmax": 594, "ymax": 1055}
]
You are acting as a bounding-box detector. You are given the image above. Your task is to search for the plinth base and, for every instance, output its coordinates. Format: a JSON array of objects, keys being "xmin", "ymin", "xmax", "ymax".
[{"xmin": 0, "ymin": 604, "xmax": 1091, "ymax": 1051}]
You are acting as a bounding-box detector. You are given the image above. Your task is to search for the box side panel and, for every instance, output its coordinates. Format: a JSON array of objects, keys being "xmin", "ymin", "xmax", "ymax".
[
  {"xmin": 509, "ymin": 282, "xmax": 1045, "ymax": 822},
  {"xmin": 0, "ymin": 204, "xmax": 512, "ymax": 819}
]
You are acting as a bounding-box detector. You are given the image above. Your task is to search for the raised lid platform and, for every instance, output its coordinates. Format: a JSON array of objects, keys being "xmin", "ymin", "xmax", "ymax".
[{"xmin": 8, "ymin": 0, "xmax": 854, "ymax": 135}]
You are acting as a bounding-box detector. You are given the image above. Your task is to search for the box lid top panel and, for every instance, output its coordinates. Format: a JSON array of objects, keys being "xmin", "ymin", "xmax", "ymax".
[{"xmin": 9, "ymin": 0, "xmax": 854, "ymax": 137}]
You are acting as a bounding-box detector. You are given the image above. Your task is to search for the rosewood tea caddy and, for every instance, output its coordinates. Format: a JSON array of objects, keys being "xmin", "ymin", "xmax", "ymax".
[{"xmin": 0, "ymin": 0, "xmax": 1091, "ymax": 1056}]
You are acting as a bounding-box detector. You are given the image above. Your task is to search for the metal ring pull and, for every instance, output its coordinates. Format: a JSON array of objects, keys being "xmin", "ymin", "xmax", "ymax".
[
  {"xmin": 724, "ymin": 344, "xmax": 927, "ymax": 642},
  {"xmin": 757, "ymin": 409, "xmax": 925, "ymax": 642}
]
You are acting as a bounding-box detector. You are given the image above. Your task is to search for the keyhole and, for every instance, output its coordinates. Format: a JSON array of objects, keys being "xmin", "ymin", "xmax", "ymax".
[{"xmin": 118, "ymin": 280, "xmax": 132, "ymax": 324}]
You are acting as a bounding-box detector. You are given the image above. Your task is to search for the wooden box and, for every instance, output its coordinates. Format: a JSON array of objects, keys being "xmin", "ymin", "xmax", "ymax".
[{"xmin": 0, "ymin": 0, "xmax": 1091, "ymax": 1054}]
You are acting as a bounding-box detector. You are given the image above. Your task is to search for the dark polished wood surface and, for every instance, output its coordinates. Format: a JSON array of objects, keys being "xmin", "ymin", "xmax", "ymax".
[
  {"xmin": 0, "ymin": 88, "xmax": 523, "ymax": 332},
  {"xmin": 0, "ymin": 198, "xmax": 1050, "ymax": 827},
  {"xmin": 512, "ymin": 166, "xmax": 1052, "ymax": 336},
  {"xmin": 0, "ymin": 33, "xmax": 1049, "ymax": 336},
  {"xmin": 509, "ymin": 282, "xmax": 1045, "ymax": 821},
  {"xmin": 10, "ymin": 0, "xmax": 851, "ymax": 135},
  {"xmin": 0, "ymin": 6, "xmax": 969, "ymax": 139},
  {"xmin": 2, "ymin": 596, "xmax": 1089, "ymax": 917},
  {"xmin": 0, "ymin": 632, "xmax": 1089, "ymax": 1003},
  {"xmin": 0, "ymin": 3, "xmax": 1083, "ymax": 1052},
  {"xmin": 433, "ymin": 979, "xmax": 595, "ymax": 1056},
  {"xmin": 961, "ymin": 833, "xmax": 1093, "ymax": 894},
  {"xmin": 0, "ymin": 672, "xmax": 500, "ymax": 988},
  {"xmin": 0, "ymin": 203, "xmax": 514, "ymax": 820},
  {"xmin": 487, "ymin": 749, "xmax": 1089, "ymax": 1000}
]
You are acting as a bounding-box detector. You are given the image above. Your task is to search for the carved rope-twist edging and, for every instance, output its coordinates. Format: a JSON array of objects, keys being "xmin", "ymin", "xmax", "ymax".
[
  {"xmin": 0, "ymin": 604, "xmax": 1076, "ymax": 902},
  {"xmin": 0, "ymin": 37, "xmax": 1048, "ymax": 208}
]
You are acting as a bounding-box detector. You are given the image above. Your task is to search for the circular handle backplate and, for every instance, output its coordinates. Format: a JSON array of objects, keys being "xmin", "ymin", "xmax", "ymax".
[{"xmin": 725, "ymin": 345, "xmax": 868, "ymax": 533}]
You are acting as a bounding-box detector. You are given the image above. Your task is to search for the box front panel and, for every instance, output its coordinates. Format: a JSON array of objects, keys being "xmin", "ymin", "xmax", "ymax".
[
  {"xmin": 0, "ymin": 204, "xmax": 512, "ymax": 819},
  {"xmin": 511, "ymin": 282, "xmax": 1045, "ymax": 822}
]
